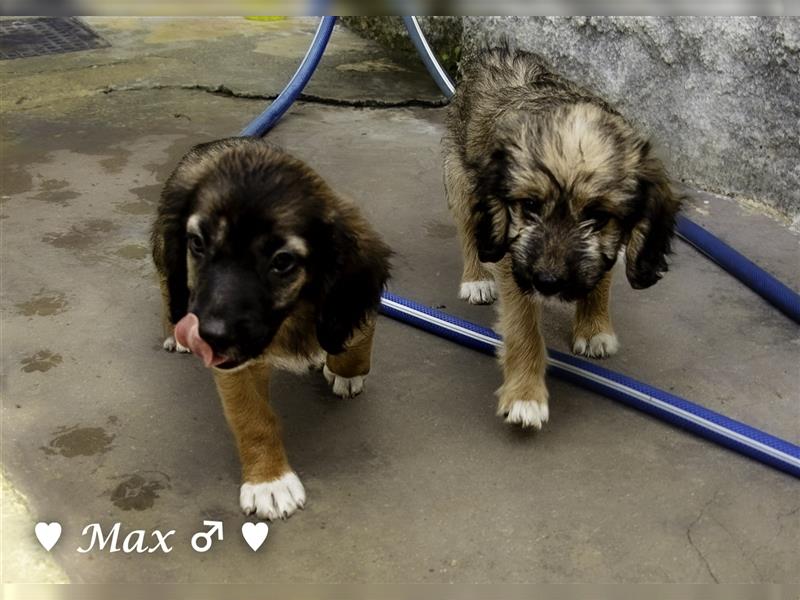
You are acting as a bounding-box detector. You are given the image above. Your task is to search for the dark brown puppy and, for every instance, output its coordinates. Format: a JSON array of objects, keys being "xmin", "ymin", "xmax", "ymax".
[
  {"xmin": 444, "ymin": 46, "xmax": 681, "ymax": 428},
  {"xmin": 152, "ymin": 137, "xmax": 391, "ymax": 519}
]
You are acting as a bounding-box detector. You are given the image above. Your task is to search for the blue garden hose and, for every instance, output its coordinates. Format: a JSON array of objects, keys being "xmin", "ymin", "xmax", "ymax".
[
  {"xmin": 238, "ymin": 16, "xmax": 800, "ymax": 478},
  {"xmin": 240, "ymin": 16, "xmax": 337, "ymax": 137},
  {"xmin": 380, "ymin": 294, "xmax": 800, "ymax": 478},
  {"xmin": 675, "ymin": 214, "xmax": 800, "ymax": 322},
  {"xmin": 402, "ymin": 16, "xmax": 456, "ymax": 98}
]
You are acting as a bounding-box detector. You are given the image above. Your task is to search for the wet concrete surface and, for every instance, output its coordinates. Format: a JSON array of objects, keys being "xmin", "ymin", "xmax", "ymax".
[{"xmin": 1, "ymin": 17, "xmax": 798, "ymax": 584}]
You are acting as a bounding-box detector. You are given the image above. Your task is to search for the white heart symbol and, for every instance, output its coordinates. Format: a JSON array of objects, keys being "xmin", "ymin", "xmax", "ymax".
[
  {"xmin": 241, "ymin": 522, "xmax": 269, "ymax": 551},
  {"xmin": 35, "ymin": 522, "xmax": 62, "ymax": 551}
]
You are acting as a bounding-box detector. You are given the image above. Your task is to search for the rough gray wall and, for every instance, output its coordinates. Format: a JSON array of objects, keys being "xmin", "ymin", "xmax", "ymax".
[
  {"xmin": 462, "ymin": 17, "xmax": 799, "ymax": 219},
  {"xmin": 340, "ymin": 17, "xmax": 463, "ymax": 72},
  {"xmin": 344, "ymin": 17, "xmax": 800, "ymax": 220}
]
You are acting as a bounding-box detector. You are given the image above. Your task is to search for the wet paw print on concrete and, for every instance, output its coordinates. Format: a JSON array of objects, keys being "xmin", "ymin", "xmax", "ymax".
[
  {"xmin": 114, "ymin": 243, "xmax": 149, "ymax": 260},
  {"xmin": 20, "ymin": 350, "xmax": 63, "ymax": 373},
  {"xmin": 41, "ymin": 425, "xmax": 115, "ymax": 458},
  {"xmin": 110, "ymin": 471, "xmax": 171, "ymax": 511},
  {"xmin": 115, "ymin": 183, "xmax": 162, "ymax": 216},
  {"xmin": 3, "ymin": 166, "xmax": 34, "ymax": 196},
  {"xmin": 42, "ymin": 218, "xmax": 117, "ymax": 251},
  {"xmin": 99, "ymin": 149, "xmax": 131, "ymax": 175},
  {"xmin": 16, "ymin": 289, "xmax": 68, "ymax": 316},
  {"xmin": 33, "ymin": 178, "xmax": 80, "ymax": 205}
]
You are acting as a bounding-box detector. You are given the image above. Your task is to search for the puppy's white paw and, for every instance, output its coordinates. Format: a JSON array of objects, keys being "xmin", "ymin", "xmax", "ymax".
[
  {"xmin": 240, "ymin": 472, "xmax": 306, "ymax": 521},
  {"xmin": 162, "ymin": 334, "xmax": 190, "ymax": 353},
  {"xmin": 459, "ymin": 280, "xmax": 497, "ymax": 305},
  {"xmin": 572, "ymin": 332, "xmax": 619, "ymax": 358},
  {"xmin": 500, "ymin": 400, "xmax": 549, "ymax": 429},
  {"xmin": 323, "ymin": 365, "xmax": 365, "ymax": 398}
]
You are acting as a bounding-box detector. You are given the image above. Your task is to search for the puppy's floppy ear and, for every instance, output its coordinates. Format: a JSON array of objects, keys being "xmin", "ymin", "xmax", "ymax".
[
  {"xmin": 625, "ymin": 146, "xmax": 682, "ymax": 289},
  {"xmin": 471, "ymin": 148, "xmax": 511, "ymax": 263},
  {"xmin": 315, "ymin": 212, "xmax": 392, "ymax": 355},
  {"xmin": 151, "ymin": 169, "xmax": 196, "ymax": 324}
]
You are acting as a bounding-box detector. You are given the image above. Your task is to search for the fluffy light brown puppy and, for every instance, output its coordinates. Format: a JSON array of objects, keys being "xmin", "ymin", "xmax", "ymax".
[
  {"xmin": 443, "ymin": 46, "xmax": 681, "ymax": 428},
  {"xmin": 152, "ymin": 137, "xmax": 391, "ymax": 519}
]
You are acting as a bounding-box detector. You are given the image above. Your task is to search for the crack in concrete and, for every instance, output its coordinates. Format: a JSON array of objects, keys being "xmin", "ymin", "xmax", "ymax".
[
  {"xmin": 708, "ymin": 512, "xmax": 763, "ymax": 580},
  {"xmin": 770, "ymin": 503, "xmax": 800, "ymax": 545},
  {"xmin": 779, "ymin": 504, "xmax": 800, "ymax": 518},
  {"xmin": 686, "ymin": 491, "xmax": 721, "ymax": 583},
  {"xmin": 4, "ymin": 55, "xmax": 178, "ymax": 76},
  {"xmin": 99, "ymin": 82, "xmax": 447, "ymax": 109}
]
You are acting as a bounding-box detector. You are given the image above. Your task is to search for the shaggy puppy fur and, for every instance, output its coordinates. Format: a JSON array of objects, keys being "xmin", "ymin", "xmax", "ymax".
[
  {"xmin": 443, "ymin": 46, "xmax": 681, "ymax": 428},
  {"xmin": 152, "ymin": 137, "xmax": 391, "ymax": 519}
]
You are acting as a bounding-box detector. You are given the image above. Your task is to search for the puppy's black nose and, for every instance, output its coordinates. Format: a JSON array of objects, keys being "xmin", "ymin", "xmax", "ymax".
[
  {"xmin": 532, "ymin": 272, "xmax": 564, "ymax": 296},
  {"xmin": 198, "ymin": 318, "xmax": 231, "ymax": 353}
]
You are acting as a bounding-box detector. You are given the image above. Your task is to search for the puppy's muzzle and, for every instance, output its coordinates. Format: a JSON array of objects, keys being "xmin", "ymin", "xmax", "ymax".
[
  {"xmin": 530, "ymin": 272, "xmax": 566, "ymax": 296},
  {"xmin": 174, "ymin": 312, "xmax": 255, "ymax": 370},
  {"xmin": 197, "ymin": 317, "xmax": 232, "ymax": 355},
  {"xmin": 196, "ymin": 312, "xmax": 272, "ymax": 369}
]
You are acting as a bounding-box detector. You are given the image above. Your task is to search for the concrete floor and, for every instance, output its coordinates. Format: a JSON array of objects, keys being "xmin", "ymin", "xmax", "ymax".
[{"xmin": 1, "ymin": 18, "xmax": 798, "ymax": 583}]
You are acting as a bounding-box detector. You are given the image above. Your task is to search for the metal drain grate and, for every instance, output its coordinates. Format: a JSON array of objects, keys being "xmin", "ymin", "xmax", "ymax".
[{"xmin": 0, "ymin": 17, "xmax": 109, "ymax": 60}]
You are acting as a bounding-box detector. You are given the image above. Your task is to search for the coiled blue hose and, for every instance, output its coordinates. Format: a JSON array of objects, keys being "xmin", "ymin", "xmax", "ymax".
[{"xmin": 239, "ymin": 16, "xmax": 800, "ymax": 478}]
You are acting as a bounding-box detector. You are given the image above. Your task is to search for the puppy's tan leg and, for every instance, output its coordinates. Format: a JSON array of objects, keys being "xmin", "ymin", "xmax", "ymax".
[
  {"xmin": 323, "ymin": 318, "xmax": 375, "ymax": 399},
  {"xmin": 494, "ymin": 259, "xmax": 549, "ymax": 429},
  {"xmin": 444, "ymin": 156, "xmax": 497, "ymax": 305},
  {"xmin": 158, "ymin": 274, "xmax": 190, "ymax": 353},
  {"xmin": 572, "ymin": 270, "xmax": 619, "ymax": 358},
  {"xmin": 213, "ymin": 361, "xmax": 306, "ymax": 520}
]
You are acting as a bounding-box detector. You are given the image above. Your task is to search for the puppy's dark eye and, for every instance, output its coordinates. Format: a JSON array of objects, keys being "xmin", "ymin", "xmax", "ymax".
[
  {"xmin": 270, "ymin": 251, "xmax": 296, "ymax": 274},
  {"xmin": 521, "ymin": 198, "xmax": 542, "ymax": 215},
  {"xmin": 188, "ymin": 234, "xmax": 204, "ymax": 256},
  {"xmin": 592, "ymin": 213, "xmax": 611, "ymax": 230},
  {"xmin": 587, "ymin": 211, "xmax": 612, "ymax": 230}
]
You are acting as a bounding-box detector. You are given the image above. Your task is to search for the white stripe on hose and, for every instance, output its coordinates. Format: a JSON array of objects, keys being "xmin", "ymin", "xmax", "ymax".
[
  {"xmin": 380, "ymin": 298, "xmax": 499, "ymax": 346},
  {"xmin": 408, "ymin": 16, "xmax": 456, "ymax": 96},
  {"xmin": 380, "ymin": 298, "xmax": 800, "ymax": 470},
  {"xmin": 549, "ymin": 357, "xmax": 800, "ymax": 469}
]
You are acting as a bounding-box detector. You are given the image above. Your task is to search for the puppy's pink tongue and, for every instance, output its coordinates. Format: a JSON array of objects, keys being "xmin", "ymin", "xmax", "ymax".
[{"xmin": 174, "ymin": 313, "xmax": 226, "ymax": 368}]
